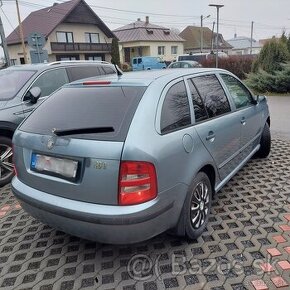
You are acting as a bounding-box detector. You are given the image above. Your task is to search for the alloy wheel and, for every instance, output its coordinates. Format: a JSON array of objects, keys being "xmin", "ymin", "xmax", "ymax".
[
  {"xmin": 190, "ymin": 181, "xmax": 210, "ymax": 229},
  {"xmin": 0, "ymin": 144, "xmax": 14, "ymax": 183}
]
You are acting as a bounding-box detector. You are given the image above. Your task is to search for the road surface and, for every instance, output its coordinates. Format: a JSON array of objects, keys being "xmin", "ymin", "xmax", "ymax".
[{"xmin": 267, "ymin": 95, "xmax": 290, "ymax": 141}]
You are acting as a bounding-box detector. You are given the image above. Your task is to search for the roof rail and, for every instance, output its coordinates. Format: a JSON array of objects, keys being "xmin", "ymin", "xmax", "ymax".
[{"xmin": 48, "ymin": 60, "xmax": 111, "ymax": 66}]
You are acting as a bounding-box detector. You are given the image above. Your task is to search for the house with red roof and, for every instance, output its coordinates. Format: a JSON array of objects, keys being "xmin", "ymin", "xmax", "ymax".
[
  {"xmin": 7, "ymin": 0, "xmax": 116, "ymax": 64},
  {"xmin": 113, "ymin": 17, "xmax": 185, "ymax": 63}
]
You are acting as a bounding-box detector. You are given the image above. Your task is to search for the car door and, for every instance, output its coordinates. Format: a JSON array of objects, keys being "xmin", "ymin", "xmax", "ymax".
[
  {"xmin": 189, "ymin": 74, "xmax": 241, "ymax": 180},
  {"xmin": 219, "ymin": 73, "xmax": 262, "ymax": 158},
  {"xmin": 22, "ymin": 68, "xmax": 69, "ymax": 117}
]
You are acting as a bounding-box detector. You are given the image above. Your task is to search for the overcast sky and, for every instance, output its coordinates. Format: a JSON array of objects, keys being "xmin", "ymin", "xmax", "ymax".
[{"xmin": 1, "ymin": 0, "xmax": 290, "ymax": 57}]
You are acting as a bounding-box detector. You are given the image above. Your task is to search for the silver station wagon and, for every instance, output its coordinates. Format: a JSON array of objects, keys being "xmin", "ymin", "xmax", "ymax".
[{"xmin": 12, "ymin": 69, "xmax": 271, "ymax": 244}]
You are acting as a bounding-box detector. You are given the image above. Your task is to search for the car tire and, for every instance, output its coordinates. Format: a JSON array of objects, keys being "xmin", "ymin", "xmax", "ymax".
[
  {"xmin": 183, "ymin": 172, "xmax": 212, "ymax": 240},
  {"xmin": 255, "ymin": 123, "xmax": 271, "ymax": 158},
  {"xmin": 0, "ymin": 136, "xmax": 14, "ymax": 187}
]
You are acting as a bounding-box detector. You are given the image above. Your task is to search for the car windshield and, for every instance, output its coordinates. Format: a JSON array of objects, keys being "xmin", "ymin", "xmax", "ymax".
[
  {"xmin": 0, "ymin": 69, "xmax": 36, "ymax": 100},
  {"xmin": 20, "ymin": 86, "xmax": 147, "ymax": 141}
]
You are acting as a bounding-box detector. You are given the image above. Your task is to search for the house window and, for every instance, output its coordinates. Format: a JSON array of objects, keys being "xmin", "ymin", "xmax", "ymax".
[
  {"xmin": 158, "ymin": 46, "xmax": 165, "ymax": 55},
  {"xmin": 56, "ymin": 31, "xmax": 74, "ymax": 43},
  {"xmin": 85, "ymin": 32, "xmax": 100, "ymax": 43},
  {"xmin": 171, "ymin": 46, "xmax": 178, "ymax": 55},
  {"xmin": 10, "ymin": 59, "xmax": 17, "ymax": 65}
]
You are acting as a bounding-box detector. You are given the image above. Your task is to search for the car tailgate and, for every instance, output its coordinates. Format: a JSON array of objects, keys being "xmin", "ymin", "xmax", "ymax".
[{"xmin": 13, "ymin": 131, "xmax": 123, "ymax": 205}]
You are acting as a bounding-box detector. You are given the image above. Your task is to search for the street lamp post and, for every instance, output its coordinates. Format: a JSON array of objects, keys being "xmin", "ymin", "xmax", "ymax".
[
  {"xmin": 200, "ymin": 14, "xmax": 210, "ymax": 53},
  {"xmin": 209, "ymin": 4, "xmax": 224, "ymax": 68},
  {"xmin": 0, "ymin": 0, "xmax": 10, "ymax": 66}
]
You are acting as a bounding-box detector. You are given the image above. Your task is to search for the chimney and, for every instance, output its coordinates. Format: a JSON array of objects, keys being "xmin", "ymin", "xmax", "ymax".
[
  {"xmin": 53, "ymin": 2, "xmax": 58, "ymax": 6},
  {"xmin": 234, "ymin": 33, "xmax": 237, "ymax": 38},
  {"xmin": 145, "ymin": 16, "xmax": 149, "ymax": 24},
  {"xmin": 137, "ymin": 18, "xmax": 141, "ymax": 21}
]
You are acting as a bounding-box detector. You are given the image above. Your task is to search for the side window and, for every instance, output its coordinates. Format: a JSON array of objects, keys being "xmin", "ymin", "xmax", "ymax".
[
  {"xmin": 29, "ymin": 68, "xmax": 69, "ymax": 98},
  {"xmin": 181, "ymin": 62, "xmax": 190, "ymax": 68},
  {"xmin": 188, "ymin": 79, "xmax": 208, "ymax": 122},
  {"xmin": 102, "ymin": 66, "xmax": 116, "ymax": 75},
  {"xmin": 192, "ymin": 75, "xmax": 231, "ymax": 118},
  {"xmin": 171, "ymin": 62, "xmax": 180, "ymax": 68},
  {"xmin": 220, "ymin": 74, "xmax": 254, "ymax": 109},
  {"xmin": 138, "ymin": 58, "xmax": 142, "ymax": 64},
  {"xmin": 133, "ymin": 59, "xmax": 137, "ymax": 65},
  {"xmin": 160, "ymin": 81, "xmax": 191, "ymax": 134},
  {"xmin": 67, "ymin": 66, "xmax": 99, "ymax": 82}
]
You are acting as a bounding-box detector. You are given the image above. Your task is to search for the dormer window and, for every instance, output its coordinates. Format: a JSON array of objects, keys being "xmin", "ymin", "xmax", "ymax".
[
  {"xmin": 146, "ymin": 29, "xmax": 153, "ymax": 34},
  {"xmin": 163, "ymin": 30, "xmax": 170, "ymax": 35}
]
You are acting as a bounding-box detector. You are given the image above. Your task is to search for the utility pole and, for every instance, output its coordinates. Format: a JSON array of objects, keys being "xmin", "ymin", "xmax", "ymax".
[
  {"xmin": 211, "ymin": 21, "xmax": 215, "ymax": 53},
  {"xmin": 16, "ymin": 0, "xmax": 27, "ymax": 64},
  {"xmin": 0, "ymin": 1, "xmax": 10, "ymax": 66},
  {"xmin": 209, "ymin": 4, "xmax": 224, "ymax": 68},
  {"xmin": 250, "ymin": 21, "xmax": 254, "ymax": 55},
  {"xmin": 200, "ymin": 15, "xmax": 210, "ymax": 53}
]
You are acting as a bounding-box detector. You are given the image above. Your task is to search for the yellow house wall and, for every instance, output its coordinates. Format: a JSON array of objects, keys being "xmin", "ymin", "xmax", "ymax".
[{"xmin": 119, "ymin": 41, "xmax": 184, "ymax": 63}]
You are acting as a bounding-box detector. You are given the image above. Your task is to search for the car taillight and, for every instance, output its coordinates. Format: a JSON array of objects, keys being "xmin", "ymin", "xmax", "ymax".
[{"xmin": 119, "ymin": 161, "xmax": 157, "ymax": 205}]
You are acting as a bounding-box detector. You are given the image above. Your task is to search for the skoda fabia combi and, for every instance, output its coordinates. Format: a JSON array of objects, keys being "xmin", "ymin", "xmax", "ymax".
[{"xmin": 12, "ymin": 69, "xmax": 271, "ymax": 244}]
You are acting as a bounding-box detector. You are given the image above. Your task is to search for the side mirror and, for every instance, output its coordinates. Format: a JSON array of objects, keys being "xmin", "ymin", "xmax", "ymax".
[
  {"xmin": 253, "ymin": 95, "xmax": 266, "ymax": 105},
  {"xmin": 29, "ymin": 87, "xmax": 41, "ymax": 104}
]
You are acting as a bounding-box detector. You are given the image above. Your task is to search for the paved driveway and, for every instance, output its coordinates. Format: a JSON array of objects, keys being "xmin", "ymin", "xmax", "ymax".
[
  {"xmin": 0, "ymin": 96, "xmax": 289, "ymax": 290},
  {"xmin": 267, "ymin": 96, "xmax": 290, "ymax": 141},
  {"xmin": 0, "ymin": 139, "xmax": 289, "ymax": 290}
]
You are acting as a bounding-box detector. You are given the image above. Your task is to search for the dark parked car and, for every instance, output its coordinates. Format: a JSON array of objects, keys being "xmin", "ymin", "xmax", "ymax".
[
  {"xmin": 0, "ymin": 61, "xmax": 119, "ymax": 186},
  {"xmin": 12, "ymin": 69, "xmax": 271, "ymax": 244}
]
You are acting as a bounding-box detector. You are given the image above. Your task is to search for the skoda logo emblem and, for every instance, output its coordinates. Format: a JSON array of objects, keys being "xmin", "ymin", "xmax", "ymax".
[{"xmin": 47, "ymin": 138, "xmax": 55, "ymax": 150}]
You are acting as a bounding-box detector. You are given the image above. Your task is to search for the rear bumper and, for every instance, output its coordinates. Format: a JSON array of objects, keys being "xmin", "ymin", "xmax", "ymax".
[{"xmin": 12, "ymin": 177, "xmax": 187, "ymax": 244}]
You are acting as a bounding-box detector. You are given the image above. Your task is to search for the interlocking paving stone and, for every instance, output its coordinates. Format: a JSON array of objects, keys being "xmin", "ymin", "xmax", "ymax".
[{"xmin": 0, "ymin": 139, "xmax": 289, "ymax": 289}]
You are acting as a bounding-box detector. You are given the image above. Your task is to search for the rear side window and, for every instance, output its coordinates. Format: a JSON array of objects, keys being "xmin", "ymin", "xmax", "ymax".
[
  {"xmin": 192, "ymin": 75, "xmax": 231, "ymax": 118},
  {"xmin": 101, "ymin": 66, "xmax": 116, "ymax": 75},
  {"xmin": 188, "ymin": 79, "xmax": 208, "ymax": 122},
  {"xmin": 220, "ymin": 74, "xmax": 254, "ymax": 109},
  {"xmin": 20, "ymin": 86, "xmax": 146, "ymax": 141},
  {"xmin": 29, "ymin": 68, "xmax": 69, "ymax": 98},
  {"xmin": 67, "ymin": 66, "xmax": 100, "ymax": 82},
  {"xmin": 160, "ymin": 81, "xmax": 191, "ymax": 134}
]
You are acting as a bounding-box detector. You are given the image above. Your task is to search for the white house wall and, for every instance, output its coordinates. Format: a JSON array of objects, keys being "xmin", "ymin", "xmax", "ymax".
[
  {"xmin": 49, "ymin": 23, "xmax": 111, "ymax": 44},
  {"xmin": 8, "ymin": 23, "xmax": 112, "ymax": 64}
]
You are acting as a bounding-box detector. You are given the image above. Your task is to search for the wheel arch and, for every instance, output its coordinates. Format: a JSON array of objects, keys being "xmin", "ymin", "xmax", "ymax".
[
  {"xmin": 172, "ymin": 163, "xmax": 217, "ymax": 236},
  {"xmin": 199, "ymin": 164, "xmax": 216, "ymax": 196},
  {"xmin": 0, "ymin": 123, "xmax": 16, "ymax": 140}
]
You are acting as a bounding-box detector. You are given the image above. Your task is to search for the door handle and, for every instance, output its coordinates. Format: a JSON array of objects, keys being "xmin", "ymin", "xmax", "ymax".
[
  {"xmin": 241, "ymin": 117, "xmax": 246, "ymax": 125},
  {"xmin": 22, "ymin": 108, "xmax": 34, "ymax": 114},
  {"xmin": 206, "ymin": 131, "xmax": 216, "ymax": 142}
]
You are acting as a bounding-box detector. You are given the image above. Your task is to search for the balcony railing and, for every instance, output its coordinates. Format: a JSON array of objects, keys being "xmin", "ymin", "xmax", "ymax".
[{"xmin": 51, "ymin": 42, "xmax": 112, "ymax": 52}]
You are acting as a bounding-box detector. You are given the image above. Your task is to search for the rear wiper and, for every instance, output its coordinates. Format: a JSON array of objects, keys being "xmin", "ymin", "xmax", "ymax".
[{"xmin": 53, "ymin": 126, "xmax": 114, "ymax": 136}]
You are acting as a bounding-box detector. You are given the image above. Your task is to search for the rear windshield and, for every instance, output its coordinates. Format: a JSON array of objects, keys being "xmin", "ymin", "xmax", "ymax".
[
  {"xmin": 20, "ymin": 86, "xmax": 146, "ymax": 141},
  {"xmin": 0, "ymin": 70, "xmax": 36, "ymax": 100}
]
